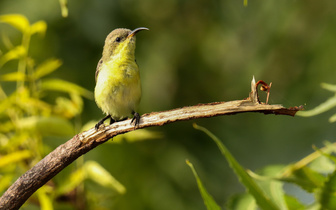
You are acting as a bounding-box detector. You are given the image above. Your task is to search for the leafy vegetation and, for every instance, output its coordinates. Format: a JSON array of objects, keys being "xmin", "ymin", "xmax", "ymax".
[
  {"xmin": 189, "ymin": 118, "xmax": 336, "ymax": 209},
  {"xmin": 0, "ymin": 14, "xmax": 157, "ymax": 209}
]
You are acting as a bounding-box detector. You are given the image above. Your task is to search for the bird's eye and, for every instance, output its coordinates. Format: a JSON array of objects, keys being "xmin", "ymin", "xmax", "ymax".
[{"xmin": 115, "ymin": 37, "xmax": 121, "ymax": 42}]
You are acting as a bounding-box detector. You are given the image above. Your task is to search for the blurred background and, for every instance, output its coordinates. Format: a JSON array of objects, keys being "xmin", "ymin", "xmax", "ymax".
[{"xmin": 0, "ymin": 0, "xmax": 336, "ymax": 209}]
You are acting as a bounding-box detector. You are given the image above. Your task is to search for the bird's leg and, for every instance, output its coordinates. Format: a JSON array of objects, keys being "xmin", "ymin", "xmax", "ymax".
[
  {"xmin": 109, "ymin": 117, "xmax": 115, "ymax": 125},
  {"xmin": 131, "ymin": 111, "xmax": 140, "ymax": 127},
  {"xmin": 95, "ymin": 114, "xmax": 112, "ymax": 130}
]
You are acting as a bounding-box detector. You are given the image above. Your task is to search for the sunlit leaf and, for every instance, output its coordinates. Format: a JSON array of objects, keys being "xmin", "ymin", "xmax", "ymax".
[
  {"xmin": 329, "ymin": 113, "xmax": 336, "ymax": 123},
  {"xmin": 21, "ymin": 97, "xmax": 52, "ymax": 116},
  {"xmin": 0, "ymin": 88, "xmax": 30, "ymax": 113},
  {"xmin": 0, "ymin": 72, "xmax": 27, "ymax": 81},
  {"xmin": 17, "ymin": 116, "xmax": 74, "ymax": 137},
  {"xmin": 284, "ymin": 195, "xmax": 306, "ymax": 210},
  {"xmin": 0, "ymin": 175, "xmax": 13, "ymax": 193},
  {"xmin": 309, "ymin": 155, "xmax": 335, "ymax": 174},
  {"xmin": 0, "ymin": 150, "xmax": 31, "ymax": 168},
  {"xmin": 1, "ymin": 33, "xmax": 14, "ymax": 49},
  {"xmin": 319, "ymin": 170, "xmax": 336, "ymax": 209},
  {"xmin": 54, "ymin": 94, "xmax": 83, "ymax": 118},
  {"xmin": 0, "ymin": 14, "xmax": 29, "ymax": 33},
  {"xmin": 321, "ymin": 83, "xmax": 336, "ymax": 93},
  {"xmin": 0, "ymin": 45, "xmax": 26, "ymax": 67},
  {"xmin": 59, "ymin": 0, "xmax": 69, "ymax": 17},
  {"xmin": 112, "ymin": 129, "xmax": 162, "ymax": 143},
  {"xmin": 41, "ymin": 79, "xmax": 93, "ymax": 99},
  {"xmin": 251, "ymin": 165, "xmax": 287, "ymax": 209},
  {"xmin": 280, "ymin": 166, "xmax": 326, "ymax": 192},
  {"xmin": 36, "ymin": 186, "xmax": 53, "ymax": 210},
  {"xmin": 33, "ymin": 59, "xmax": 62, "ymax": 79},
  {"xmin": 227, "ymin": 194, "xmax": 257, "ymax": 210},
  {"xmin": 55, "ymin": 167, "xmax": 85, "ymax": 197},
  {"xmin": 186, "ymin": 160, "xmax": 221, "ymax": 210},
  {"xmin": 0, "ymin": 95, "xmax": 13, "ymax": 114},
  {"xmin": 0, "ymin": 133, "xmax": 30, "ymax": 152},
  {"xmin": 30, "ymin": 20, "xmax": 47, "ymax": 36},
  {"xmin": 85, "ymin": 161, "xmax": 126, "ymax": 194},
  {"xmin": 282, "ymin": 142, "xmax": 336, "ymax": 177},
  {"xmin": 312, "ymin": 143, "xmax": 336, "ymax": 166},
  {"xmin": 296, "ymin": 96, "xmax": 336, "ymax": 117},
  {"xmin": 193, "ymin": 124, "xmax": 278, "ymax": 210}
]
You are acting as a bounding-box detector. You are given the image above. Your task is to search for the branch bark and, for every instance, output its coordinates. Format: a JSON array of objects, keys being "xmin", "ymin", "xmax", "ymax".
[{"xmin": 0, "ymin": 77, "xmax": 303, "ymax": 209}]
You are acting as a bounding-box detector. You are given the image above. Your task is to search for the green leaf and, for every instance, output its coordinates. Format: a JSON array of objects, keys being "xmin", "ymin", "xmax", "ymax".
[
  {"xmin": 0, "ymin": 14, "xmax": 30, "ymax": 32},
  {"xmin": 319, "ymin": 170, "xmax": 336, "ymax": 209},
  {"xmin": 56, "ymin": 161, "xmax": 126, "ymax": 197},
  {"xmin": 30, "ymin": 20, "xmax": 47, "ymax": 36},
  {"xmin": 0, "ymin": 72, "xmax": 27, "ymax": 81},
  {"xmin": 186, "ymin": 160, "xmax": 222, "ymax": 210},
  {"xmin": 329, "ymin": 113, "xmax": 336, "ymax": 123},
  {"xmin": 296, "ymin": 95, "xmax": 336, "ymax": 117},
  {"xmin": 193, "ymin": 124, "xmax": 278, "ymax": 210},
  {"xmin": 321, "ymin": 83, "xmax": 336, "ymax": 93},
  {"xmin": 41, "ymin": 79, "xmax": 93, "ymax": 99},
  {"xmin": 1, "ymin": 33, "xmax": 14, "ymax": 49},
  {"xmin": 309, "ymin": 155, "xmax": 335, "ymax": 174},
  {"xmin": 85, "ymin": 161, "xmax": 126, "ymax": 194},
  {"xmin": 284, "ymin": 195, "xmax": 305, "ymax": 210},
  {"xmin": 0, "ymin": 45, "xmax": 26, "ymax": 67},
  {"xmin": 0, "ymin": 150, "xmax": 31, "ymax": 168},
  {"xmin": 33, "ymin": 59, "xmax": 62, "ymax": 79},
  {"xmin": 251, "ymin": 165, "xmax": 287, "ymax": 209},
  {"xmin": 280, "ymin": 166, "xmax": 326, "ymax": 193},
  {"xmin": 17, "ymin": 116, "xmax": 74, "ymax": 137},
  {"xmin": 282, "ymin": 142, "xmax": 336, "ymax": 178},
  {"xmin": 226, "ymin": 193, "xmax": 257, "ymax": 210}
]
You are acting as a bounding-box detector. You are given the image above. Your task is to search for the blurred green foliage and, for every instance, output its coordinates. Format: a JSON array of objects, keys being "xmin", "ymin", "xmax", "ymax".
[
  {"xmin": 0, "ymin": 0, "xmax": 336, "ymax": 209},
  {"xmin": 190, "ymin": 124, "xmax": 336, "ymax": 209}
]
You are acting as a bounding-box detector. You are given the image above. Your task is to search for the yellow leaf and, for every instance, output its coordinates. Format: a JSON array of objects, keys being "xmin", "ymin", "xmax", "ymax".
[
  {"xmin": 36, "ymin": 186, "xmax": 53, "ymax": 210},
  {"xmin": 0, "ymin": 14, "xmax": 30, "ymax": 33},
  {"xmin": 85, "ymin": 161, "xmax": 126, "ymax": 194},
  {"xmin": 112, "ymin": 129, "xmax": 162, "ymax": 143},
  {"xmin": 0, "ymin": 150, "xmax": 31, "ymax": 168},
  {"xmin": 33, "ymin": 59, "xmax": 62, "ymax": 79},
  {"xmin": 30, "ymin": 20, "xmax": 47, "ymax": 36},
  {"xmin": 59, "ymin": 0, "xmax": 69, "ymax": 18},
  {"xmin": 17, "ymin": 116, "xmax": 74, "ymax": 137},
  {"xmin": 55, "ymin": 167, "xmax": 85, "ymax": 196},
  {"xmin": 0, "ymin": 72, "xmax": 27, "ymax": 81},
  {"xmin": 41, "ymin": 79, "xmax": 93, "ymax": 99},
  {"xmin": 0, "ymin": 45, "xmax": 26, "ymax": 67}
]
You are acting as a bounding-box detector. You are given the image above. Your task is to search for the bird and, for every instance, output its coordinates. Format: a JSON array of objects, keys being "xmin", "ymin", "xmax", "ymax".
[{"xmin": 94, "ymin": 27, "xmax": 148, "ymax": 130}]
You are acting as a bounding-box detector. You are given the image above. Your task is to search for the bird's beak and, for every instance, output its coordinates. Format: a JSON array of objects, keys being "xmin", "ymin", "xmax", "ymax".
[{"xmin": 127, "ymin": 27, "xmax": 149, "ymax": 38}]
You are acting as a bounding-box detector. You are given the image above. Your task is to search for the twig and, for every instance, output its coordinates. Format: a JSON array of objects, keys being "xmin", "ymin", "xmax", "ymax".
[{"xmin": 0, "ymin": 77, "xmax": 303, "ymax": 209}]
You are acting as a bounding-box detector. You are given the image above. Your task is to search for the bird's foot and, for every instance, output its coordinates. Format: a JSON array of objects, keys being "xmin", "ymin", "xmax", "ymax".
[
  {"xmin": 95, "ymin": 115, "xmax": 113, "ymax": 130},
  {"xmin": 131, "ymin": 112, "xmax": 140, "ymax": 127}
]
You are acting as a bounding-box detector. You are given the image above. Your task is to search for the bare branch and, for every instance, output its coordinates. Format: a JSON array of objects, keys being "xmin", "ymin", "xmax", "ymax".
[{"xmin": 0, "ymin": 77, "xmax": 303, "ymax": 209}]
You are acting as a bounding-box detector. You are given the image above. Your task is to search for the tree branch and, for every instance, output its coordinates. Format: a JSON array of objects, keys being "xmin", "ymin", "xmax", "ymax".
[{"xmin": 0, "ymin": 77, "xmax": 303, "ymax": 209}]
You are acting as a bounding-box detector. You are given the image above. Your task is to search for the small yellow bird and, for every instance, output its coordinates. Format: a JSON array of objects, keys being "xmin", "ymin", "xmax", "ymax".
[{"xmin": 94, "ymin": 27, "xmax": 148, "ymax": 129}]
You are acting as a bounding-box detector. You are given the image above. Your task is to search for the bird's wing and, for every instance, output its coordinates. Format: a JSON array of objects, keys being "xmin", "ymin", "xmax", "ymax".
[{"xmin": 95, "ymin": 58, "xmax": 103, "ymax": 83}]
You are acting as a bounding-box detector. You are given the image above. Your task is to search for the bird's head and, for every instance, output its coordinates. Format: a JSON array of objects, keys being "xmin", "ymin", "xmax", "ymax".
[{"xmin": 102, "ymin": 27, "xmax": 149, "ymax": 61}]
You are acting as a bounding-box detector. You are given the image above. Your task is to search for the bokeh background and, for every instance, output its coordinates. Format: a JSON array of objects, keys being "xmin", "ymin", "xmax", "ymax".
[{"xmin": 1, "ymin": 0, "xmax": 336, "ymax": 209}]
